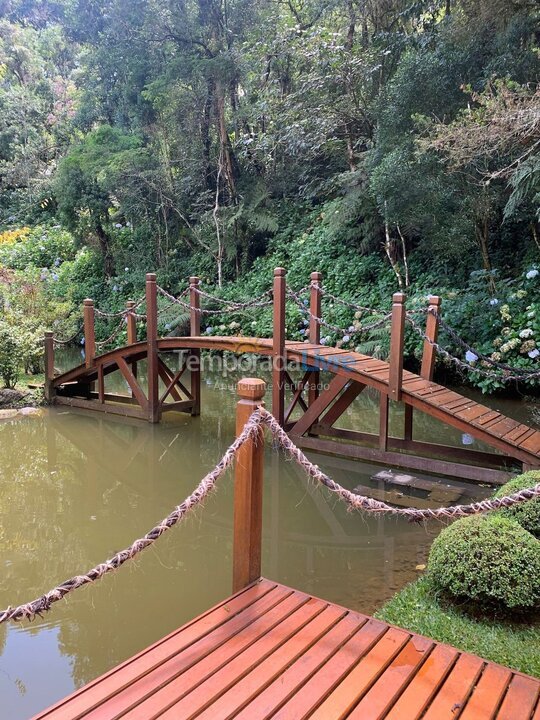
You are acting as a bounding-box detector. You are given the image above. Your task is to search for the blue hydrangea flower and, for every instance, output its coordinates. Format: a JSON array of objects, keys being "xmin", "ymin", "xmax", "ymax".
[
  {"xmin": 489, "ymin": 298, "xmax": 498, "ymax": 306},
  {"xmin": 528, "ymin": 348, "xmax": 540, "ymax": 359},
  {"xmin": 526, "ymin": 269, "xmax": 539, "ymax": 280},
  {"xmin": 465, "ymin": 350, "xmax": 478, "ymax": 363},
  {"xmin": 461, "ymin": 433, "xmax": 474, "ymax": 446}
]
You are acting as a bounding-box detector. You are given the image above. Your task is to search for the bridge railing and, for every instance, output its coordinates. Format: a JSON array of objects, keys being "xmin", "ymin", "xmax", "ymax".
[{"xmin": 43, "ymin": 267, "xmax": 446, "ymax": 419}]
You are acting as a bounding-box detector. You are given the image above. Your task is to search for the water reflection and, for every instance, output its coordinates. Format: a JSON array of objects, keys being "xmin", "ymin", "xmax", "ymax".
[{"xmin": 0, "ymin": 361, "xmax": 515, "ymax": 719}]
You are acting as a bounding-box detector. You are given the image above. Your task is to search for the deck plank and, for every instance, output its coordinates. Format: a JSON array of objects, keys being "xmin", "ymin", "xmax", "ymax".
[{"xmin": 32, "ymin": 579, "xmax": 540, "ymax": 720}]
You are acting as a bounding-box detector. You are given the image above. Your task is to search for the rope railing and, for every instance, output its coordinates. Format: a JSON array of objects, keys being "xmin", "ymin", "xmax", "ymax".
[
  {"xmin": 2, "ymin": 404, "xmax": 539, "ymax": 625},
  {"xmin": 53, "ymin": 324, "xmax": 84, "ymax": 346},
  {"xmin": 0, "ymin": 413, "xmax": 261, "ymax": 625},
  {"xmin": 430, "ymin": 310, "xmax": 540, "ymax": 377},
  {"xmin": 93, "ymin": 296, "xmax": 146, "ymax": 319},
  {"xmin": 407, "ymin": 315, "xmax": 540, "ymax": 383},
  {"xmin": 287, "ymin": 286, "xmax": 391, "ymax": 339}
]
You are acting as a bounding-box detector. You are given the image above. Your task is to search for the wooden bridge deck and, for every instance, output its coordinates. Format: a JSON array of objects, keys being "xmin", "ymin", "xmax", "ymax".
[
  {"xmin": 33, "ymin": 578, "xmax": 540, "ymax": 720},
  {"xmin": 52, "ymin": 336, "xmax": 540, "ymax": 469}
]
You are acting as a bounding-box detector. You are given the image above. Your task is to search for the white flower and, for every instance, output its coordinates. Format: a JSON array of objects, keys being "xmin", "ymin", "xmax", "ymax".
[
  {"xmin": 519, "ymin": 328, "xmax": 534, "ymax": 339},
  {"xmin": 489, "ymin": 298, "xmax": 499, "ymax": 306},
  {"xmin": 342, "ymin": 334, "xmax": 350, "ymax": 343},
  {"xmin": 465, "ymin": 350, "xmax": 478, "ymax": 363},
  {"xmin": 528, "ymin": 348, "xmax": 540, "ymax": 359},
  {"xmin": 124, "ymin": 267, "xmax": 129, "ymax": 272},
  {"xmin": 348, "ymin": 325, "xmax": 355, "ymax": 333},
  {"xmin": 115, "ymin": 223, "xmax": 123, "ymax": 229},
  {"xmin": 526, "ymin": 269, "xmax": 539, "ymax": 279},
  {"xmin": 320, "ymin": 338, "xmax": 327, "ymax": 345}
]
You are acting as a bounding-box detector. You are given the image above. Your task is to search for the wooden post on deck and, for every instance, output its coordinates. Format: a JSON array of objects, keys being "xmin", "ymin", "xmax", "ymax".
[
  {"xmin": 309, "ymin": 271, "xmax": 322, "ymax": 407},
  {"xmin": 146, "ymin": 273, "xmax": 160, "ymax": 423},
  {"xmin": 273, "ymin": 267, "xmax": 286, "ymax": 425},
  {"xmin": 421, "ymin": 296, "xmax": 442, "ymax": 381},
  {"xmin": 388, "ymin": 292, "xmax": 406, "ymax": 402},
  {"xmin": 83, "ymin": 299, "xmax": 95, "ymax": 368},
  {"xmin": 233, "ymin": 378, "xmax": 266, "ymax": 593},
  {"xmin": 44, "ymin": 331, "xmax": 55, "ymax": 402},
  {"xmin": 189, "ymin": 276, "xmax": 201, "ymax": 416}
]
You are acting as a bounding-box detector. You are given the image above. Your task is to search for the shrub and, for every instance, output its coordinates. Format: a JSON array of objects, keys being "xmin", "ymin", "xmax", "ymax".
[
  {"xmin": 493, "ymin": 471, "xmax": 540, "ymax": 539},
  {"xmin": 0, "ymin": 321, "xmax": 22, "ymax": 388},
  {"xmin": 428, "ymin": 515, "xmax": 540, "ymax": 611}
]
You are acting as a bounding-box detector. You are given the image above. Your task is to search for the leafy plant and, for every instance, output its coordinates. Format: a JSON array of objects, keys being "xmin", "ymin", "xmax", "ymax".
[{"xmin": 428, "ymin": 515, "xmax": 540, "ymax": 612}]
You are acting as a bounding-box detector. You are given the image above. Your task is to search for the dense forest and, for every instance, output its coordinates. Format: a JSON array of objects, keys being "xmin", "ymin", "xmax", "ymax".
[{"xmin": 0, "ymin": 0, "xmax": 539, "ymax": 392}]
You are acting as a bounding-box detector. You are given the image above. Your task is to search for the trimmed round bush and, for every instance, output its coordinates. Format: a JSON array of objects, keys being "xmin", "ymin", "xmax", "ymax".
[
  {"xmin": 493, "ymin": 471, "xmax": 540, "ymax": 539},
  {"xmin": 428, "ymin": 515, "xmax": 540, "ymax": 611}
]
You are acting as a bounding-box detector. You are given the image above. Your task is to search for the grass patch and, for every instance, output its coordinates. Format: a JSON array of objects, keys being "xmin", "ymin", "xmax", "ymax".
[{"xmin": 375, "ymin": 576, "xmax": 540, "ymax": 678}]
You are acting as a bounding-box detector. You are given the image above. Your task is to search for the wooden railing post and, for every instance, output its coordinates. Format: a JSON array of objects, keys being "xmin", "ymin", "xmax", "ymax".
[
  {"xmin": 44, "ymin": 331, "xmax": 55, "ymax": 402},
  {"xmin": 420, "ymin": 296, "xmax": 442, "ymax": 381},
  {"xmin": 189, "ymin": 276, "xmax": 201, "ymax": 416},
  {"xmin": 309, "ymin": 271, "xmax": 322, "ymax": 407},
  {"xmin": 272, "ymin": 267, "xmax": 286, "ymax": 425},
  {"xmin": 146, "ymin": 273, "xmax": 160, "ymax": 423},
  {"xmin": 83, "ymin": 299, "xmax": 95, "ymax": 368},
  {"xmin": 233, "ymin": 378, "xmax": 266, "ymax": 593},
  {"xmin": 388, "ymin": 292, "xmax": 406, "ymax": 402},
  {"xmin": 126, "ymin": 300, "xmax": 137, "ymax": 345}
]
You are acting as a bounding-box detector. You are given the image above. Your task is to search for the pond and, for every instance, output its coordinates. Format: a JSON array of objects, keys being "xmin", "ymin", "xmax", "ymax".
[{"xmin": 0, "ymin": 355, "xmax": 532, "ymax": 719}]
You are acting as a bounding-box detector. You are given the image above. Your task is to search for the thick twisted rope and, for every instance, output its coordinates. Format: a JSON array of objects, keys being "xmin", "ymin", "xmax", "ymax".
[
  {"xmin": 1, "ymin": 407, "xmax": 539, "ymax": 624},
  {"xmin": 93, "ymin": 296, "xmax": 146, "ymax": 319},
  {"xmin": 53, "ymin": 324, "xmax": 84, "ymax": 346},
  {"xmin": 94, "ymin": 318, "xmax": 127, "ymax": 349},
  {"xmin": 287, "ymin": 288, "xmax": 391, "ymax": 338},
  {"xmin": 407, "ymin": 316, "xmax": 540, "ymax": 383},
  {"xmin": 256, "ymin": 407, "xmax": 540, "ymax": 522},
  {"xmin": 0, "ymin": 413, "xmax": 263, "ymax": 624},
  {"xmin": 312, "ymin": 284, "xmax": 388, "ymax": 317},
  {"xmin": 431, "ymin": 310, "xmax": 540, "ymax": 377}
]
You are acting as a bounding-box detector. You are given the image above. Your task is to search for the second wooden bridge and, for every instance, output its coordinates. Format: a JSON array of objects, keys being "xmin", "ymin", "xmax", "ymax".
[{"xmin": 44, "ymin": 269, "xmax": 540, "ymax": 482}]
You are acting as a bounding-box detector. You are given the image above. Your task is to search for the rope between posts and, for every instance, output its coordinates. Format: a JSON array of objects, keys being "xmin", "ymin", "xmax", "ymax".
[
  {"xmin": 2, "ymin": 407, "xmax": 539, "ymax": 625},
  {"xmin": 430, "ymin": 310, "xmax": 540, "ymax": 377},
  {"xmin": 287, "ymin": 288, "xmax": 391, "ymax": 337},
  {"xmin": 53, "ymin": 324, "xmax": 84, "ymax": 346},
  {"xmin": 407, "ymin": 316, "xmax": 540, "ymax": 383},
  {"xmin": 93, "ymin": 296, "xmax": 146, "ymax": 319},
  {"xmin": 0, "ymin": 414, "xmax": 262, "ymax": 624}
]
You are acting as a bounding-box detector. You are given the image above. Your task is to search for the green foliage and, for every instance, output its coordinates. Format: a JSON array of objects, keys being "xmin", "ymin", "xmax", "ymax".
[
  {"xmin": 0, "ymin": 320, "xmax": 21, "ymax": 388},
  {"xmin": 375, "ymin": 576, "xmax": 540, "ymax": 677},
  {"xmin": 428, "ymin": 515, "xmax": 540, "ymax": 611},
  {"xmin": 0, "ymin": 224, "xmax": 76, "ymax": 269},
  {"xmin": 494, "ymin": 472, "xmax": 540, "ymax": 539}
]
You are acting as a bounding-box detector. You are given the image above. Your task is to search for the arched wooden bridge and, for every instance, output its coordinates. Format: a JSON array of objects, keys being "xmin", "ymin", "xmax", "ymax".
[{"xmin": 44, "ymin": 270, "xmax": 540, "ymax": 483}]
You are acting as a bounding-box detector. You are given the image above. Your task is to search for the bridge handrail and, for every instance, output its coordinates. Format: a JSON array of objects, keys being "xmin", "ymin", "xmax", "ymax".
[
  {"xmin": 3, "ymin": 379, "xmax": 540, "ymax": 625},
  {"xmin": 407, "ymin": 315, "xmax": 540, "ymax": 383}
]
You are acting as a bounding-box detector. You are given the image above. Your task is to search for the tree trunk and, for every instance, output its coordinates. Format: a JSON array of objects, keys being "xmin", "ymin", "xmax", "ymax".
[
  {"xmin": 95, "ymin": 221, "xmax": 115, "ymax": 278},
  {"xmin": 215, "ymin": 80, "xmax": 238, "ymax": 202},
  {"xmin": 476, "ymin": 217, "xmax": 496, "ymax": 293}
]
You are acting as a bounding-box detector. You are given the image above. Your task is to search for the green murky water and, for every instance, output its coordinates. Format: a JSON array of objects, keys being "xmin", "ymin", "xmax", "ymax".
[{"xmin": 0, "ymin": 354, "xmax": 534, "ymax": 719}]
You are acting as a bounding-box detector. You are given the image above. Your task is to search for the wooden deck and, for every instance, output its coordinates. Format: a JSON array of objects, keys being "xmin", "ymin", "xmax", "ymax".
[{"xmin": 33, "ymin": 578, "xmax": 540, "ymax": 720}]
